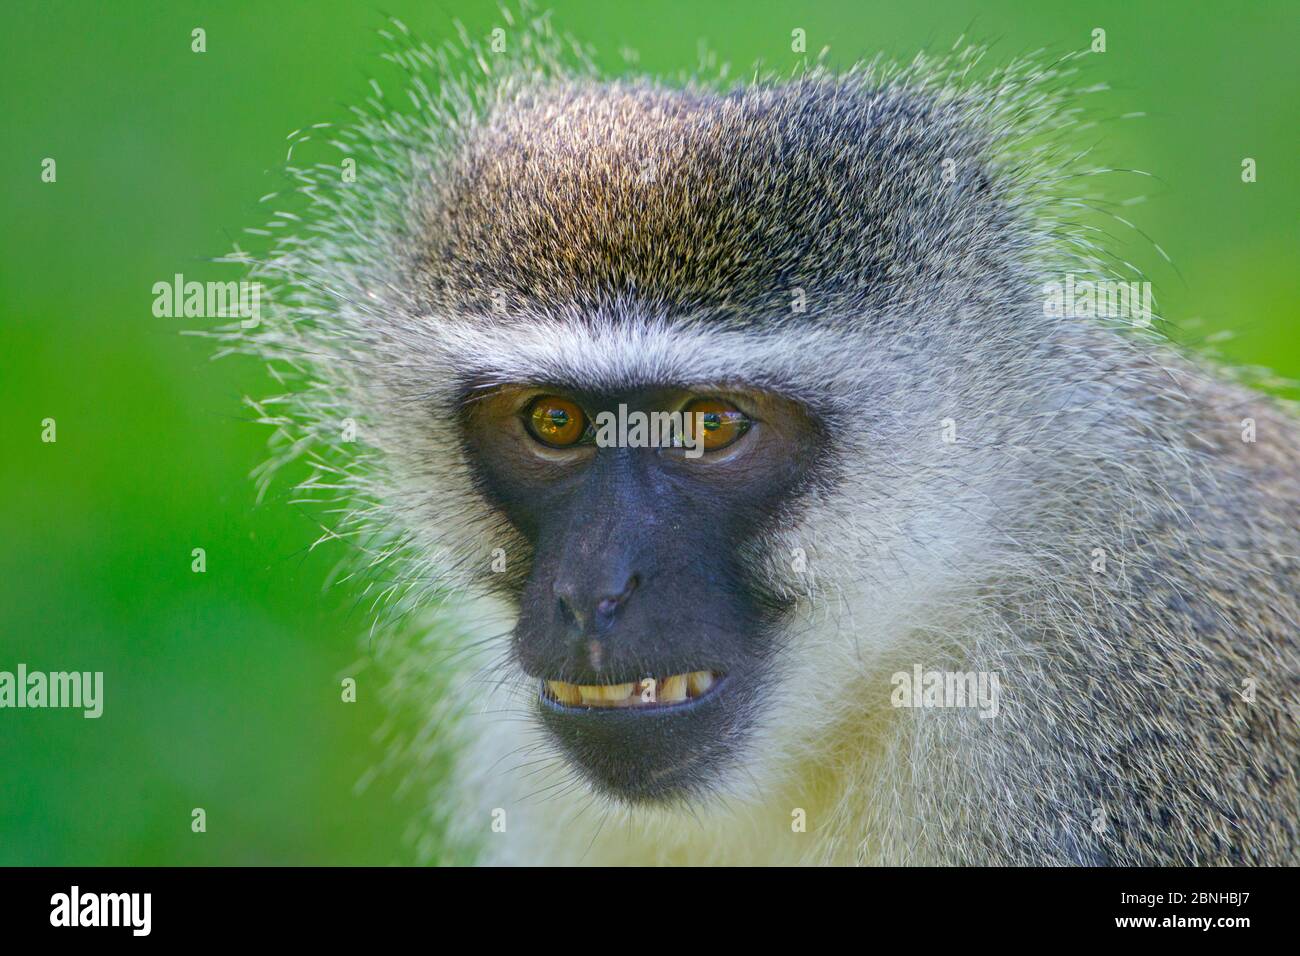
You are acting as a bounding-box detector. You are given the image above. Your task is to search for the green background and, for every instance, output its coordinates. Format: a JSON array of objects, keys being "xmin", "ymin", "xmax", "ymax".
[{"xmin": 1, "ymin": 0, "xmax": 1295, "ymax": 864}]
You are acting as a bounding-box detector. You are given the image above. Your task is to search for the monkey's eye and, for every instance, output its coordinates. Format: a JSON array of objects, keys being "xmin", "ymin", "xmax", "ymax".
[
  {"xmin": 683, "ymin": 397, "xmax": 752, "ymax": 452},
  {"xmin": 524, "ymin": 395, "xmax": 589, "ymax": 448}
]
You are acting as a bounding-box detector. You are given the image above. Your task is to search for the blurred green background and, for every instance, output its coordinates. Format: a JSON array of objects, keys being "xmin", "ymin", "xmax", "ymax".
[{"xmin": 1, "ymin": 0, "xmax": 1295, "ymax": 865}]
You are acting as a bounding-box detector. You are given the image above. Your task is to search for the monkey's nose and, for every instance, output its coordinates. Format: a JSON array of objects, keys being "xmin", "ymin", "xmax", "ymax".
[{"xmin": 555, "ymin": 574, "xmax": 638, "ymax": 632}]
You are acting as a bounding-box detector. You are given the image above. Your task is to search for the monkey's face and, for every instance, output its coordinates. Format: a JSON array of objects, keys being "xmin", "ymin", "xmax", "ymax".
[
  {"xmin": 460, "ymin": 382, "xmax": 824, "ymax": 802},
  {"xmin": 303, "ymin": 80, "xmax": 1022, "ymax": 808}
]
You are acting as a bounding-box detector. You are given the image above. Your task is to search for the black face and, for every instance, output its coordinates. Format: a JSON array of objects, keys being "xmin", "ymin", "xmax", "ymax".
[{"xmin": 459, "ymin": 383, "xmax": 823, "ymax": 803}]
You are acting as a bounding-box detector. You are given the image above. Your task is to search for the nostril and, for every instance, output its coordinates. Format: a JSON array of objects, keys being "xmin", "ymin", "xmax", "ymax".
[
  {"xmin": 556, "ymin": 595, "xmax": 578, "ymax": 628},
  {"xmin": 596, "ymin": 574, "xmax": 639, "ymax": 620}
]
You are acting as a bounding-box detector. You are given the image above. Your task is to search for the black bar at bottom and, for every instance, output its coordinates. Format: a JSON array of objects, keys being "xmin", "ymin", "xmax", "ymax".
[{"xmin": 0, "ymin": 866, "xmax": 1285, "ymax": 941}]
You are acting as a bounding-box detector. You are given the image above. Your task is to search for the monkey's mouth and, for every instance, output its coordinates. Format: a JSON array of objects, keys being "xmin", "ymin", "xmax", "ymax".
[
  {"xmin": 541, "ymin": 671, "xmax": 723, "ymax": 710},
  {"xmin": 536, "ymin": 666, "xmax": 746, "ymax": 803}
]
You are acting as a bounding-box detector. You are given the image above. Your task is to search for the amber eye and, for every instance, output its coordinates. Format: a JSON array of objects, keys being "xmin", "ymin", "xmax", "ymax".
[
  {"xmin": 683, "ymin": 397, "xmax": 752, "ymax": 452},
  {"xmin": 524, "ymin": 395, "xmax": 589, "ymax": 448}
]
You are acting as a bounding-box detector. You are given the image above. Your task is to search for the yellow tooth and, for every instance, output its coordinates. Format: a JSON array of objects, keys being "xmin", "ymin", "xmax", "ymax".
[
  {"xmin": 578, "ymin": 683, "xmax": 634, "ymax": 706},
  {"xmin": 687, "ymin": 671, "xmax": 715, "ymax": 696},
  {"xmin": 601, "ymin": 682, "xmax": 635, "ymax": 703},
  {"xmin": 547, "ymin": 680, "xmax": 581, "ymax": 706},
  {"xmin": 660, "ymin": 674, "xmax": 688, "ymax": 702}
]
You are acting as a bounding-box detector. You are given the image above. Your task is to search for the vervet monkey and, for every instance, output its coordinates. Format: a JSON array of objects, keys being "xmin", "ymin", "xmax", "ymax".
[{"xmin": 226, "ymin": 19, "xmax": 1297, "ymax": 865}]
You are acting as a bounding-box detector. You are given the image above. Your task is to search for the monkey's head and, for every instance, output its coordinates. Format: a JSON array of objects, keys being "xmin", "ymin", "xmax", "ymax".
[{"xmin": 248, "ymin": 63, "xmax": 1084, "ymax": 806}]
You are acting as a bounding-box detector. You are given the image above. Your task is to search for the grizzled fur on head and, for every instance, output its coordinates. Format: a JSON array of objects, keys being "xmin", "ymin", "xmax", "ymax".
[
  {"xmin": 221, "ymin": 13, "xmax": 1298, "ymax": 864},
  {"xmin": 410, "ymin": 80, "xmax": 1003, "ymax": 324}
]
